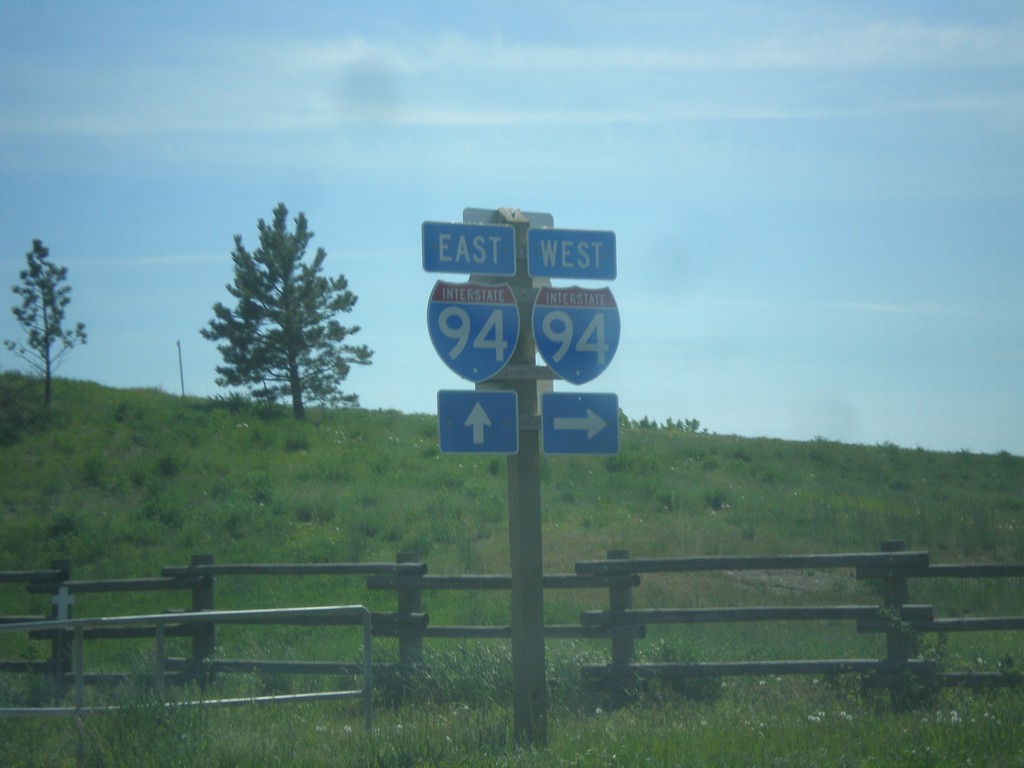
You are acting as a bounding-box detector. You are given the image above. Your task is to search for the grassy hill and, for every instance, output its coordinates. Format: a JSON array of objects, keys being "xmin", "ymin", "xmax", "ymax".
[
  {"xmin": 2, "ymin": 374, "xmax": 1021, "ymax": 576},
  {"xmin": 2, "ymin": 372, "xmax": 1023, "ymax": 645},
  {"xmin": 2, "ymin": 374, "xmax": 1023, "ymax": 766}
]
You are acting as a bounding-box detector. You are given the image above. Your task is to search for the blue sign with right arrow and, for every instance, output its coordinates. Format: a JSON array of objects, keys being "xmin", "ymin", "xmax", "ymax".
[{"xmin": 541, "ymin": 392, "xmax": 619, "ymax": 455}]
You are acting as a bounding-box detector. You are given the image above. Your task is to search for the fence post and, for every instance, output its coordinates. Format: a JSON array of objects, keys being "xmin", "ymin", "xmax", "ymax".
[
  {"xmin": 49, "ymin": 558, "xmax": 71, "ymax": 705},
  {"xmin": 394, "ymin": 550, "xmax": 423, "ymax": 704},
  {"xmin": 189, "ymin": 554, "xmax": 215, "ymax": 686},
  {"xmin": 879, "ymin": 540, "xmax": 911, "ymax": 664},
  {"xmin": 607, "ymin": 549, "xmax": 636, "ymax": 706},
  {"xmin": 879, "ymin": 539, "xmax": 919, "ymax": 704}
]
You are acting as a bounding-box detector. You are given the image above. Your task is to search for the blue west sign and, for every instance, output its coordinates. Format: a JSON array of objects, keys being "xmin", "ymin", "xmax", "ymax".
[
  {"xmin": 541, "ymin": 392, "xmax": 619, "ymax": 455},
  {"xmin": 532, "ymin": 286, "xmax": 620, "ymax": 385},
  {"xmin": 527, "ymin": 228, "xmax": 616, "ymax": 280},
  {"xmin": 438, "ymin": 390, "xmax": 519, "ymax": 454},
  {"xmin": 423, "ymin": 221, "xmax": 515, "ymax": 276},
  {"xmin": 427, "ymin": 281, "xmax": 519, "ymax": 382}
]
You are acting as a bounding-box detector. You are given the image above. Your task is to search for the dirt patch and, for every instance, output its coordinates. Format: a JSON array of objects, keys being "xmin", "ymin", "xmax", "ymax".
[{"xmin": 726, "ymin": 568, "xmax": 865, "ymax": 598}]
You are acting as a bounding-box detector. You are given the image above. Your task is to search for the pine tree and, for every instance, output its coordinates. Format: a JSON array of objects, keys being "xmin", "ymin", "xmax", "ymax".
[
  {"xmin": 5, "ymin": 240, "xmax": 87, "ymax": 407},
  {"xmin": 201, "ymin": 203, "xmax": 372, "ymax": 419}
]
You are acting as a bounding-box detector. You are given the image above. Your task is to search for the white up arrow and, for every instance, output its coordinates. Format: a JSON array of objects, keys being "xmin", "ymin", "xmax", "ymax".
[
  {"xmin": 553, "ymin": 409, "xmax": 607, "ymax": 438},
  {"xmin": 465, "ymin": 402, "xmax": 492, "ymax": 444}
]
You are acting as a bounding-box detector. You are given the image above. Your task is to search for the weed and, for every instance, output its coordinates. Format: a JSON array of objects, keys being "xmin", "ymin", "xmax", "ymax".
[
  {"xmin": 705, "ymin": 489, "xmax": 728, "ymax": 510},
  {"xmin": 156, "ymin": 453, "xmax": 182, "ymax": 478},
  {"xmin": 655, "ymin": 488, "xmax": 682, "ymax": 512},
  {"xmin": 46, "ymin": 513, "xmax": 78, "ymax": 541},
  {"xmin": 284, "ymin": 429, "xmax": 312, "ymax": 453},
  {"xmin": 82, "ymin": 454, "xmax": 105, "ymax": 486}
]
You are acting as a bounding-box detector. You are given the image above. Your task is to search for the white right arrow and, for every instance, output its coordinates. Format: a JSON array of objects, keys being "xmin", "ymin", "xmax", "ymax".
[
  {"xmin": 553, "ymin": 409, "xmax": 607, "ymax": 438},
  {"xmin": 465, "ymin": 402, "xmax": 492, "ymax": 444}
]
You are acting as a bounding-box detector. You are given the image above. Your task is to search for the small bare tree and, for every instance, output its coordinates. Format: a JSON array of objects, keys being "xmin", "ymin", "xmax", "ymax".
[{"xmin": 5, "ymin": 240, "xmax": 87, "ymax": 406}]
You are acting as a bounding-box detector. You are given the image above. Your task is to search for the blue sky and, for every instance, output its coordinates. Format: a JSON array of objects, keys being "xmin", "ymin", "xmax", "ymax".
[{"xmin": 1, "ymin": 1, "xmax": 1022, "ymax": 454}]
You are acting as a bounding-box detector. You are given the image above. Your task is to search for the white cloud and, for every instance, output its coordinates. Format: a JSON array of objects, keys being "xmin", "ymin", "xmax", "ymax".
[
  {"xmin": 284, "ymin": 21, "xmax": 1024, "ymax": 75},
  {"xmin": 725, "ymin": 21, "xmax": 1024, "ymax": 71},
  {"xmin": 4, "ymin": 14, "xmax": 1021, "ymax": 138},
  {"xmin": 87, "ymin": 253, "xmax": 225, "ymax": 269},
  {"xmin": 825, "ymin": 301, "xmax": 970, "ymax": 317}
]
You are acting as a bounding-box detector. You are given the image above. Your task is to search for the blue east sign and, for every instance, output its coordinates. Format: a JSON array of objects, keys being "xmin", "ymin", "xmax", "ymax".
[
  {"xmin": 423, "ymin": 221, "xmax": 516, "ymax": 276},
  {"xmin": 427, "ymin": 281, "xmax": 520, "ymax": 382},
  {"xmin": 532, "ymin": 286, "xmax": 620, "ymax": 385},
  {"xmin": 438, "ymin": 390, "xmax": 519, "ymax": 454},
  {"xmin": 541, "ymin": 392, "xmax": 619, "ymax": 455},
  {"xmin": 527, "ymin": 228, "xmax": 616, "ymax": 280}
]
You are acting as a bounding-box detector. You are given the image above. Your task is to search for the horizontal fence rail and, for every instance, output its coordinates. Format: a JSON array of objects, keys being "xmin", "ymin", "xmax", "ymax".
[
  {"xmin": 161, "ymin": 561, "xmax": 428, "ymax": 578},
  {"xmin": 581, "ymin": 605, "xmax": 936, "ymax": 626},
  {"xmin": 0, "ymin": 605, "xmax": 374, "ymax": 731},
  {"xmin": 575, "ymin": 551, "xmax": 932, "ymax": 575}
]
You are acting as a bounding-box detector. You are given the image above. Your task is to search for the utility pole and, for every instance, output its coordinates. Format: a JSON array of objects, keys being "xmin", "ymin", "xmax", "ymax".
[{"xmin": 177, "ymin": 340, "xmax": 185, "ymax": 396}]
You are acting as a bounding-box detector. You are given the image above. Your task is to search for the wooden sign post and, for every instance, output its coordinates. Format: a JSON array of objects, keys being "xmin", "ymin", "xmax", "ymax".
[
  {"xmin": 498, "ymin": 208, "xmax": 548, "ymax": 744},
  {"xmin": 425, "ymin": 205, "xmax": 617, "ymax": 746}
]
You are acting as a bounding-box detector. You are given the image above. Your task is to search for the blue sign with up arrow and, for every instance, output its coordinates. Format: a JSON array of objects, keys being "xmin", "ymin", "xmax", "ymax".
[
  {"xmin": 541, "ymin": 392, "xmax": 619, "ymax": 455},
  {"xmin": 438, "ymin": 390, "xmax": 519, "ymax": 454}
]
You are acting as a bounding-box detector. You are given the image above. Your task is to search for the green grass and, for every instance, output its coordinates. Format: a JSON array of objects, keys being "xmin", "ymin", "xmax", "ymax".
[
  {"xmin": 3, "ymin": 682, "xmax": 1023, "ymax": 767},
  {"xmin": 1, "ymin": 373, "xmax": 1023, "ymax": 766}
]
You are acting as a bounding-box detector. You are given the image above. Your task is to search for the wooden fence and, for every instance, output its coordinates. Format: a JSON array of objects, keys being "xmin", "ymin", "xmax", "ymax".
[
  {"xmin": 575, "ymin": 541, "xmax": 1024, "ymax": 699},
  {"xmin": 2, "ymin": 541, "xmax": 1022, "ymax": 708}
]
